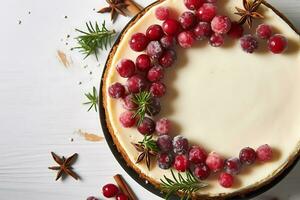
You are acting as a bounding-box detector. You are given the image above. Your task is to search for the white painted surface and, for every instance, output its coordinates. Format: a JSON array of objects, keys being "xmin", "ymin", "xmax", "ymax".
[{"xmin": 0, "ymin": 0, "xmax": 299, "ymax": 199}]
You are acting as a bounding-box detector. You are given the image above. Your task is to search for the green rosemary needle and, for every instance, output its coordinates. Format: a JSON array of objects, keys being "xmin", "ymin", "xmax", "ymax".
[
  {"xmin": 83, "ymin": 86, "xmax": 98, "ymax": 112},
  {"xmin": 132, "ymin": 91, "xmax": 152, "ymax": 125}
]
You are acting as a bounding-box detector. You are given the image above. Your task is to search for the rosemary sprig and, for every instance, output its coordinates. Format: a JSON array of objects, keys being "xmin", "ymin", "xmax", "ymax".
[
  {"xmin": 138, "ymin": 135, "xmax": 159, "ymax": 153},
  {"xmin": 74, "ymin": 21, "xmax": 116, "ymax": 59},
  {"xmin": 83, "ymin": 86, "xmax": 98, "ymax": 112},
  {"xmin": 161, "ymin": 170, "xmax": 208, "ymax": 200},
  {"xmin": 132, "ymin": 91, "xmax": 152, "ymax": 125}
]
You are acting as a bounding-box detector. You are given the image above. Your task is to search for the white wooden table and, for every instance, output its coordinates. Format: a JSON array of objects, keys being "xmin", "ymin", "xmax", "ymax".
[{"xmin": 0, "ymin": 0, "xmax": 299, "ymax": 199}]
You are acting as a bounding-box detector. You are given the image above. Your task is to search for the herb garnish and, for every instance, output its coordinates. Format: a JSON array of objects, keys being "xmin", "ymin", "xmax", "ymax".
[
  {"xmin": 235, "ymin": 0, "xmax": 264, "ymax": 28},
  {"xmin": 98, "ymin": 0, "xmax": 128, "ymax": 23},
  {"xmin": 83, "ymin": 86, "xmax": 98, "ymax": 112},
  {"xmin": 132, "ymin": 91, "xmax": 152, "ymax": 125}
]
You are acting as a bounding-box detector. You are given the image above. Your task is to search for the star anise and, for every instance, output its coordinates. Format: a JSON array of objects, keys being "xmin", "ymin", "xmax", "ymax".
[
  {"xmin": 48, "ymin": 152, "xmax": 79, "ymax": 181},
  {"xmin": 132, "ymin": 135, "xmax": 159, "ymax": 170},
  {"xmin": 98, "ymin": 0, "xmax": 128, "ymax": 23},
  {"xmin": 235, "ymin": 0, "xmax": 264, "ymax": 28}
]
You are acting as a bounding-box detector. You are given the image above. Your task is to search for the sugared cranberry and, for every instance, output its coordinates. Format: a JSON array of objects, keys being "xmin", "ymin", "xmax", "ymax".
[
  {"xmin": 157, "ymin": 135, "xmax": 173, "ymax": 152},
  {"xmin": 119, "ymin": 111, "xmax": 136, "ymax": 128},
  {"xmin": 178, "ymin": 31, "xmax": 196, "ymax": 48},
  {"xmin": 146, "ymin": 24, "xmax": 164, "ymax": 41},
  {"xmin": 146, "ymin": 41, "xmax": 164, "ymax": 59},
  {"xmin": 137, "ymin": 117, "xmax": 155, "ymax": 135},
  {"xmin": 196, "ymin": 3, "xmax": 217, "ymax": 22},
  {"xmin": 209, "ymin": 33, "xmax": 224, "ymax": 47},
  {"xmin": 227, "ymin": 21, "xmax": 244, "ymax": 39},
  {"xmin": 162, "ymin": 19, "xmax": 181, "ymax": 36},
  {"xmin": 116, "ymin": 194, "xmax": 128, "ymax": 200},
  {"xmin": 147, "ymin": 98, "xmax": 161, "ymax": 116},
  {"xmin": 205, "ymin": 152, "xmax": 224, "ymax": 172},
  {"xmin": 239, "ymin": 147, "xmax": 257, "ymax": 165},
  {"xmin": 159, "ymin": 49, "xmax": 177, "ymax": 68},
  {"xmin": 116, "ymin": 59, "xmax": 135, "ymax": 78},
  {"xmin": 102, "ymin": 184, "xmax": 119, "ymax": 198},
  {"xmin": 184, "ymin": 0, "xmax": 205, "ymax": 10},
  {"xmin": 256, "ymin": 24, "xmax": 272, "ymax": 39},
  {"xmin": 194, "ymin": 163, "xmax": 211, "ymax": 180},
  {"xmin": 173, "ymin": 136, "xmax": 189, "ymax": 154},
  {"xmin": 193, "ymin": 21, "xmax": 212, "ymax": 40},
  {"xmin": 179, "ymin": 11, "xmax": 197, "ymax": 30},
  {"xmin": 158, "ymin": 152, "xmax": 174, "ymax": 169},
  {"xmin": 240, "ymin": 34, "xmax": 258, "ymax": 53},
  {"xmin": 136, "ymin": 54, "xmax": 152, "ymax": 72},
  {"xmin": 155, "ymin": 6, "xmax": 169, "ymax": 21},
  {"xmin": 256, "ymin": 144, "xmax": 273, "ymax": 162},
  {"xmin": 147, "ymin": 65, "xmax": 164, "ymax": 82},
  {"xmin": 150, "ymin": 82, "xmax": 166, "ymax": 98},
  {"xmin": 122, "ymin": 94, "xmax": 137, "ymax": 110},
  {"xmin": 108, "ymin": 82, "xmax": 125, "ymax": 99},
  {"xmin": 174, "ymin": 154, "xmax": 189, "ymax": 172},
  {"xmin": 267, "ymin": 34, "xmax": 288, "ymax": 54},
  {"xmin": 189, "ymin": 146, "xmax": 208, "ymax": 164},
  {"xmin": 87, "ymin": 197, "xmax": 99, "ymax": 200},
  {"xmin": 224, "ymin": 157, "xmax": 242, "ymax": 175},
  {"xmin": 211, "ymin": 15, "xmax": 231, "ymax": 34},
  {"xmin": 219, "ymin": 173, "xmax": 234, "ymax": 188},
  {"xmin": 160, "ymin": 35, "xmax": 176, "ymax": 49},
  {"xmin": 127, "ymin": 74, "xmax": 148, "ymax": 93},
  {"xmin": 156, "ymin": 118, "xmax": 171, "ymax": 135},
  {"xmin": 129, "ymin": 33, "xmax": 149, "ymax": 52}
]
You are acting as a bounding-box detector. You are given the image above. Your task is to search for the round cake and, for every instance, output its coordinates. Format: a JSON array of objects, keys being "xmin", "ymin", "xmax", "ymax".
[{"xmin": 101, "ymin": 0, "xmax": 300, "ymax": 199}]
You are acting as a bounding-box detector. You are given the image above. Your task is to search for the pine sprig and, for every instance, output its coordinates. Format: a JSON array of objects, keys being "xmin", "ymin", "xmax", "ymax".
[
  {"xmin": 161, "ymin": 170, "xmax": 208, "ymax": 200},
  {"xmin": 139, "ymin": 135, "xmax": 159, "ymax": 153},
  {"xmin": 74, "ymin": 21, "xmax": 116, "ymax": 59},
  {"xmin": 132, "ymin": 91, "xmax": 152, "ymax": 125},
  {"xmin": 83, "ymin": 86, "xmax": 98, "ymax": 112}
]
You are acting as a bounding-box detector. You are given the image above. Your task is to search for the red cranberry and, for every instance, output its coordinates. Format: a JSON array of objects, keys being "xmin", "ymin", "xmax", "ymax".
[
  {"xmin": 239, "ymin": 147, "xmax": 257, "ymax": 165},
  {"xmin": 188, "ymin": 146, "xmax": 208, "ymax": 164},
  {"xmin": 173, "ymin": 136, "xmax": 189, "ymax": 154},
  {"xmin": 102, "ymin": 184, "xmax": 119, "ymax": 198},
  {"xmin": 126, "ymin": 74, "xmax": 148, "ymax": 93},
  {"xmin": 219, "ymin": 173, "xmax": 234, "ymax": 188},
  {"xmin": 137, "ymin": 117, "xmax": 155, "ymax": 135},
  {"xmin": 119, "ymin": 111, "xmax": 136, "ymax": 128},
  {"xmin": 158, "ymin": 152, "xmax": 174, "ymax": 169},
  {"xmin": 174, "ymin": 154, "xmax": 189, "ymax": 172},
  {"xmin": 116, "ymin": 194, "xmax": 128, "ymax": 200},
  {"xmin": 155, "ymin": 6, "xmax": 169, "ymax": 21},
  {"xmin": 193, "ymin": 21, "xmax": 212, "ymax": 40},
  {"xmin": 178, "ymin": 31, "xmax": 196, "ymax": 48},
  {"xmin": 256, "ymin": 24, "xmax": 272, "ymax": 39},
  {"xmin": 228, "ymin": 21, "xmax": 244, "ymax": 39},
  {"xmin": 205, "ymin": 152, "xmax": 224, "ymax": 172},
  {"xmin": 147, "ymin": 98, "xmax": 161, "ymax": 116},
  {"xmin": 207, "ymin": 0, "xmax": 217, "ymax": 2},
  {"xmin": 211, "ymin": 15, "xmax": 231, "ymax": 34},
  {"xmin": 256, "ymin": 144, "xmax": 273, "ymax": 162},
  {"xmin": 184, "ymin": 0, "xmax": 205, "ymax": 10},
  {"xmin": 160, "ymin": 35, "xmax": 176, "ymax": 49},
  {"xmin": 122, "ymin": 94, "xmax": 137, "ymax": 110},
  {"xmin": 196, "ymin": 3, "xmax": 217, "ymax": 22},
  {"xmin": 179, "ymin": 11, "xmax": 197, "ymax": 30},
  {"xmin": 136, "ymin": 54, "xmax": 152, "ymax": 72},
  {"xmin": 159, "ymin": 49, "xmax": 177, "ymax": 68},
  {"xmin": 209, "ymin": 33, "xmax": 224, "ymax": 47},
  {"xmin": 146, "ymin": 41, "xmax": 164, "ymax": 59},
  {"xmin": 129, "ymin": 33, "xmax": 149, "ymax": 52},
  {"xmin": 157, "ymin": 135, "xmax": 173, "ymax": 152},
  {"xmin": 108, "ymin": 82, "xmax": 125, "ymax": 99},
  {"xmin": 116, "ymin": 59, "xmax": 135, "ymax": 78},
  {"xmin": 162, "ymin": 19, "xmax": 181, "ymax": 36},
  {"xmin": 267, "ymin": 34, "xmax": 288, "ymax": 54},
  {"xmin": 224, "ymin": 157, "xmax": 242, "ymax": 175},
  {"xmin": 240, "ymin": 34, "xmax": 258, "ymax": 53},
  {"xmin": 194, "ymin": 163, "xmax": 211, "ymax": 180},
  {"xmin": 146, "ymin": 24, "xmax": 164, "ymax": 41},
  {"xmin": 156, "ymin": 118, "xmax": 171, "ymax": 135},
  {"xmin": 147, "ymin": 65, "xmax": 164, "ymax": 82},
  {"xmin": 150, "ymin": 82, "xmax": 166, "ymax": 98}
]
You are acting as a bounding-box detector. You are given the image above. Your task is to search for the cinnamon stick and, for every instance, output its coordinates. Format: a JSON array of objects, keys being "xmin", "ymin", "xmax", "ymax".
[
  {"xmin": 114, "ymin": 174, "xmax": 137, "ymax": 200},
  {"xmin": 124, "ymin": 0, "xmax": 143, "ymax": 16}
]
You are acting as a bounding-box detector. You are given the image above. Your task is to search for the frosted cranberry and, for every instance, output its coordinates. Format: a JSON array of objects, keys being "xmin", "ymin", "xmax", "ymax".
[
  {"xmin": 147, "ymin": 65, "xmax": 164, "ymax": 82},
  {"xmin": 147, "ymin": 98, "xmax": 161, "ymax": 116},
  {"xmin": 157, "ymin": 135, "xmax": 173, "ymax": 152},
  {"xmin": 137, "ymin": 117, "xmax": 155, "ymax": 135},
  {"xmin": 193, "ymin": 21, "xmax": 212, "ymax": 40},
  {"xmin": 240, "ymin": 34, "xmax": 258, "ymax": 53},
  {"xmin": 116, "ymin": 194, "xmax": 128, "ymax": 200},
  {"xmin": 256, "ymin": 24, "xmax": 272, "ymax": 39},
  {"xmin": 122, "ymin": 94, "xmax": 137, "ymax": 110},
  {"xmin": 136, "ymin": 54, "xmax": 152, "ymax": 72},
  {"xmin": 194, "ymin": 163, "xmax": 210, "ymax": 180},
  {"xmin": 239, "ymin": 147, "xmax": 257, "ymax": 165},
  {"xmin": 146, "ymin": 24, "xmax": 164, "ymax": 41},
  {"xmin": 219, "ymin": 173, "xmax": 234, "ymax": 188},
  {"xmin": 160, "ymin": 35, "xmax": 176, "ymax": 49},
  {"xmin": 268, "ymin": 34, "xmax": 288, "ymax": 54},
  {"xmin": 179, "ymin": 11, "xmax": 197, "ymax": 30},
  {"xmin": 162, "ymin": 19, "xmax": 181, "ymax": 36},
  {"xmin": 146, "ymin": 41, "xmax": 164, "ymax": 59},
  {"xmin": 87, "ymin": 197, "xmax": 99, "ymax": 200},
  {"xmin": 189, "ymin": 146, "xmax": 207, "ymax": 164},
  {"xmin": 173, "ymin": 136, "xmax": 189, "ymax": 155},
  {"xmin": 150, "ymin": 82, "xmax": 166, "ymax": 98},
  {"xmin": 119, "ymin": 111, "xmax": 136, "ymax": 128},
  {"xmin": 116, "ymin": 59, "xmax": 135, "ymax": 78},
  {"xmin": 228, "ymin": 21, "xmax": 244, "ymax": 39},
  {"xmin": 158, "ymin": 152, "xmax": 174, "ymax": 169},
  {"xmin": 256, "ymin": 144, "xmax": 273, "ymax": 162},
  {"xmin": 159, "ymin": 49, "xmax": 177, "ymax": 68},
  {"xmin": 196, "ymin": 3, "xmax": 217, "ymax": 22},
  {"xmin": 174, "ymin": 154, "xmax": 189, "ymax": 172},
  {"xmin": 184, "ymin": 0, "xmax": 205, "ymax": 10},
  {"xmin": 224, "ymin": 157, "xmax": 242, "ymax": 175},
  {"xmin": 155, "ymin": 6, "xmax": 169, "ymax": 21},
  {"xmin": 205, "ymin": 152, "xmax": 224, "ymax": 172},
  {"xmin": 129, "ymin": 33, "xmax": 149, "ymax": 52},
  {"xmin": 108, "ymin": 82, "xmax": 125, "ymax": 99},
  {"xmin": 126, "ymin": 74, "xmax": 148, "ymax": 93},
  {"xmin": 209, "ymin": 33, "xmax": 224, "ymax": 47},
  {"xmin": 102, "ymin": 184, "xmax": 119, "ymax": 198},
  {"xmin": 211, "ymin": 15, "xmax": 231, "ymax": 34},
  {"xmin": 156, "ymin": 118, "xmax": 171, "ymax": 135},
  {"xmin": 178, "ymin": 31, "xmax": 196, "ymax": 48}
]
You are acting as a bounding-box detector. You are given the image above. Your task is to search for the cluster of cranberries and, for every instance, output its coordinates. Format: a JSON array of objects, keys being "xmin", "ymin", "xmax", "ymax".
[{"xmin": 87, "ymin": 183, "xmax": 129, "ymax": 200}]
